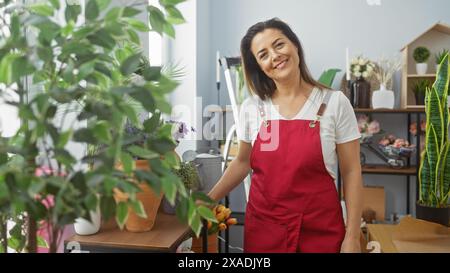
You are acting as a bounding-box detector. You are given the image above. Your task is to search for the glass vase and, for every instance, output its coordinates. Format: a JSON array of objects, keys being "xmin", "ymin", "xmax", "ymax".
[{"xmin": 352, "ymin": 76, "xmax": 371, "ymax": 108}]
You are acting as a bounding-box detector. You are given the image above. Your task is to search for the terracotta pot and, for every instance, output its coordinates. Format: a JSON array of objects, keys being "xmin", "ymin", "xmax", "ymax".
[
  {"xmin": 114, "ymin": 160, "xmax": 163, "ymax": 232},
  {"xmin": 191, "ymin": 233, "xmax": 218, "ymax": 253}
]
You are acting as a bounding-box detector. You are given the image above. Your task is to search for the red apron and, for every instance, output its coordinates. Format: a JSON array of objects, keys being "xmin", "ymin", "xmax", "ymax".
[{"xmin": 244, "ymin": 90, "xmax": 345, "ymax": 253}]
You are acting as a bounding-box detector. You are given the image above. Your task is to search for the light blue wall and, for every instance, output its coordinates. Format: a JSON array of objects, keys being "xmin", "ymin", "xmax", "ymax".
[{"xmin": 195, "ymin": 0, "xmax": 450, "ymax": 252}]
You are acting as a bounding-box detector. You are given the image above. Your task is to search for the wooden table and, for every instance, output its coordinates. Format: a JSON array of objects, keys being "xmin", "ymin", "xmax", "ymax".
[
  {"xmin": 366, "ymin": 224, "xmax": 398, "ymax": 253},
  {"xmin": 64, "ymin": 212, "xmax": 192, "ymax": 253}
]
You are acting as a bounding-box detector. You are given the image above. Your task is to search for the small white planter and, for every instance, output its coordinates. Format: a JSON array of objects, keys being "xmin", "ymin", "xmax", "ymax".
[
  {"xmin": 372, "ymin": 84, "xmax": 395, "ymax": 109},
  {"xmin": 416, "ymin": 63, "xmax": 428, "ymax": 75},
  {"xmin": 74, "ymin": 206, "xmax": 101, "ymax": 236}
]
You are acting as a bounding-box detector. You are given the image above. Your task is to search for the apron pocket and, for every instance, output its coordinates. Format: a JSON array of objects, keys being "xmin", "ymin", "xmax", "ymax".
[{"xmin": 244, "ymin": 212, "xmax": 288, "ymax": 253}]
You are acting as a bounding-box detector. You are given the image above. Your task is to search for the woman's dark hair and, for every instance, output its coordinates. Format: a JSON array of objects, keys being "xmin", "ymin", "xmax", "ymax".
[{"xmin": 240, "ymin": 18, "xmax": 328, "ymax": 100}]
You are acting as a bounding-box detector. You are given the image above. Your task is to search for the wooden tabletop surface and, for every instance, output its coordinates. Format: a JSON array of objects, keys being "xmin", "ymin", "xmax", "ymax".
[
  {"xmin": 367, "ymin": 224, "xmax": 398, "ymax": 253},
  {"xmin": 65, "ymin": 212, "xmax": 192, "ymax": 252}
]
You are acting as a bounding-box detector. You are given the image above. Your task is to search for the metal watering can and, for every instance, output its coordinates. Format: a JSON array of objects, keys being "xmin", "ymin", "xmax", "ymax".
[{"xmin": 182, "ymin": 150, "xmax": 223, "ymax": 194}]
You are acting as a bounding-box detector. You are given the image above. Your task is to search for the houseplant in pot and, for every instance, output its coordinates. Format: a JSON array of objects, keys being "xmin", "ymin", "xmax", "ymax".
[
  {"xmin": 163, "ymin": 161, "xmax": 200, "ymax": 215},
  {"xmin": 413, "ymin": 46, "xmax": 431, "ymax": 75},
  {"xmin": 417, "ymin": 53, "xmax": 450, "ymax": 226},
  {"xmin": 435, "ymin": 49, "xmax": 449, "ymax": 72},
  {"xmin": 0, "ymin": 0, "xmax": 216, "ymax": 252},
  {"xmin": 412, "ymin": 79, "xmax": 431, "ymax": 105},
  {"xmin": 113, "ymin": 119, "xmax": 171, "ymax": 233}
]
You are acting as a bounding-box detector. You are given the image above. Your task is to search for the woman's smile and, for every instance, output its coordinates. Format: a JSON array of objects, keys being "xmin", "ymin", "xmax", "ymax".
[{"xmin": 274, "ymin": 58, "xmax": 289, "ymax": 70}]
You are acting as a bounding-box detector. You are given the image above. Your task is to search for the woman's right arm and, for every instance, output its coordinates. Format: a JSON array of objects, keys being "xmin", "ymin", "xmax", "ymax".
[{"xmin": 207, "ymin": 141, "xmax": 252, "ymax": 202}]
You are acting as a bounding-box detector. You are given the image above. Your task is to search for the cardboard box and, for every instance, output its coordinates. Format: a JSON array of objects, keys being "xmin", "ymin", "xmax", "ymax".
[{"xmin": 362, "ymin": 186, "xmax": 385, "ymax": 222}]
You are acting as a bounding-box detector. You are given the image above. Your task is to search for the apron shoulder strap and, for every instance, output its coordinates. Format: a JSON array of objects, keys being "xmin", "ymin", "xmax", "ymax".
[
  {"xmin": 316, "ymin": 89, "xmax": 332, "ymax": 118},
  {"xmin": 257, "ymin": 97, "xmax": 269, "ymax": 127},
  {"xmin": 309, "ymin": 89, "xmax": 332, "ymax": 128}
]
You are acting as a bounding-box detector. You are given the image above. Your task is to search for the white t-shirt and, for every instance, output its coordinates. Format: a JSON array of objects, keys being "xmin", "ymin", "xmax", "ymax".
[{"xmin": 237, "ymin": 87, "xmax": 361, "ymax": 180}]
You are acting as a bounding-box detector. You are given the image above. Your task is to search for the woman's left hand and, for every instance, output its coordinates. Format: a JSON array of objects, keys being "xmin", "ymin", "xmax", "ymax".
[{"xmin": 340, "ymin": 236, "xmax": 361, "ymax": 253}]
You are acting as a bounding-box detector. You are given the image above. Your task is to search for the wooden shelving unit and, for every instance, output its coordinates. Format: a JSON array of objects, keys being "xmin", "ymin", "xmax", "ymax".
[
  {"xmin": 400, "ymin": 22, "xmax": 450, "ymax": 109},
  {"xmin": 338, "ymin": 109, "xmax": 425, "ymax": 215}
]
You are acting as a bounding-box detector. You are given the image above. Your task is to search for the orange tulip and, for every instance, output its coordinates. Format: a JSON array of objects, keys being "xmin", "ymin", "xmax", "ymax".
[
  {"xmin": 219, "ymin": 223, "xmax": 227, "ymax": 231},
  {"xmin": 222, "ymin": 208, "xmax": 231, "ymax": 219},
  {"xmin": 215, "ymin": 205, "xmax": 225, "ymax": 214},
  {"xmin": 226, "ymin": 218, "xmax": 237, "ymax": 226},
  {"xmin": 216, "ymin": 211, "xmax": 226, "ymax": 222}
]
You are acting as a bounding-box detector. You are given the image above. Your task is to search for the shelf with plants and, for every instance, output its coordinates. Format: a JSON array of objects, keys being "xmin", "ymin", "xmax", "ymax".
[{"xmin": 400, "ymin": 22, "xmax": 450, "ymax": 109}]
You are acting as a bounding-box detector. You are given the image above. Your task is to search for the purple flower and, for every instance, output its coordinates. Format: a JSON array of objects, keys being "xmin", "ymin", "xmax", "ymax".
[{"xmin": 168, "ymin": 120, "xmax": 195, "ymax": 142}]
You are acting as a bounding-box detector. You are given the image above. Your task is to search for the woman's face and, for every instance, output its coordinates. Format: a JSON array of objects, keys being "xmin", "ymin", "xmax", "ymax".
[{"xmin": 250, "ymin": 28, "xmax": 300, "ymax": 82}]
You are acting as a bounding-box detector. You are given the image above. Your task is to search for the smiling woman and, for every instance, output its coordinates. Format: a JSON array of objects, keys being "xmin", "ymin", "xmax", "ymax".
[{"xmin": 207, "ymin": 18, "xmax": 363, "ymax": 253}]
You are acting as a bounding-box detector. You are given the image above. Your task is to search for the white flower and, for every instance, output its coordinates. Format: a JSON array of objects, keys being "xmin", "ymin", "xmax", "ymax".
[
  {"xmin": 367, "ymin": 65, "xmax": 373, "ymax": 73},
  {"xmin": 351, "ymin": 59, "xmax": 358, "ymax": 65},
  {"xmin": 355, "ymin": 71, "xmax": 362, "ymax": 77},
  {"xmin": 359, "ymin": 59, "xmax": 366, "ymax": 66},
  {"xmin": 354, "ymin": 65, "xmax": 361, "ymax": 72},
  {"xmin": 362, "ymin": 71, "xmax": 369, "ymax": 78}
]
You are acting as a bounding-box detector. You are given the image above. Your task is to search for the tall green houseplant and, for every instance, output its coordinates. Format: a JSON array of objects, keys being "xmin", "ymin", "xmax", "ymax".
[
  {"xmin": 417, "ymin": 53, "xmax": 450, "ymax": 226},
  {"xmin": 0, "ymin": 0, "xmax": 217, "ymax": 253}
]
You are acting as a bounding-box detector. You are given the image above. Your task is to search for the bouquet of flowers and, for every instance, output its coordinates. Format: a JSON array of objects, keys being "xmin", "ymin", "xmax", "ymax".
[
  {"xmin": 351, "ymin": 56, "xmax": 375, "ymax": 79},
  {"xmin": 378, "ymin": 134, "xmax": 416, "ymax": 158},
  {"xmin": 409, "ymin": 120, "xmax": 426, "ymax": 152},
  {"xmin": 207, "ymin": 204, "xmax": 237, "ymax": 235},
  {"xmin": 409, "ymin": 120, "xmax": 426, "ymax": 136},
  {"xmin": 358, "ymin": 114, "xmax": 381, "ymax": 143}
]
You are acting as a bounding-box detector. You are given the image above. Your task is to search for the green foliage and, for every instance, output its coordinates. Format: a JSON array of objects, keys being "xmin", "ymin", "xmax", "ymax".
[
  {"xmin": 413, "ymin": 46, "xmax": 431, "ymax": 63},
  {"xmin": 0, "ymin": 0, "xmax": 214, "ymax": 252},
  {"xmin": 435, "ymin": 49, "xmax": 449, "ymax": 65},
  {"xmin": 172, "ymin": 161, "xmax": 200, "ymax": 191},
  {"xmin": 418, "ymin": 53, "xmax": 450, "ymax": 208},
  {"xmin": 412, "ymin": 79, "xmax": 432, "ymax": 95}
]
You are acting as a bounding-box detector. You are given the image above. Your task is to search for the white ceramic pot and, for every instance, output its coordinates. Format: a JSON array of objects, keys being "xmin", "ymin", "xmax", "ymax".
[
  {"xmin": 372, "ymin": 84, "xmax": 395, "ymax": 109},
  {"xmin": 74, "ymin": 206, "xmax": 101, "ymax": 236},
  {"xmin": 416, "ymin": 63, "xmax": 428, "ymax": 75}
]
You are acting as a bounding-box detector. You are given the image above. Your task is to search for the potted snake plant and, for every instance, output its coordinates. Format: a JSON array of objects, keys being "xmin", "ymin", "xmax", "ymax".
[{"xmin": 417, "ymin": 53, "xmax": 450, "ymax": 226}]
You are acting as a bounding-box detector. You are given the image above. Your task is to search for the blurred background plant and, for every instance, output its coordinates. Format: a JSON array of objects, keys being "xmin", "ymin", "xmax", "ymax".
[
  {"xmin": 373, "ymin": 55, "xmax": 402, "ymax": 90},
  {"xmin": 413, "ymin": 46, "xmax": 431, "ymax": 63},
  {"xmin": 435, "ymin": 49, "xmax": 449, "ymax": 65},
  {"xmin": 357, "ymin": 114, "xmax": 382, "ymax": 143},
  {"xmin": 351, "ymin": 55, "xmax": 375, "ymax": 79},
  {"xmin": 0, "ymin": 0, "xmax": 216, "ymax": 253},
  {"xmin": 412, "ymin": 79, "xmax": 432, "ymax": 105}
]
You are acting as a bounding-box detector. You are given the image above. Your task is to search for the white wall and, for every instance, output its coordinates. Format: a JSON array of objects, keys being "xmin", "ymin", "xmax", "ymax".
[{"xmin": 168, "ymin": 0, "xmax": 199, "ymax": 156}]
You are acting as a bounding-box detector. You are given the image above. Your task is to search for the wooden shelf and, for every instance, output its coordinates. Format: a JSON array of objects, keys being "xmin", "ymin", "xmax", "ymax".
[
  {"xmin": 64, "ymin": 212, "xmax": 191, "ymax": 253},
  {"xmin": 354, "ymin": 108, "xmax": 425, "ymax": 113},
  {"xmin": 362, "ymin": 164, "xmax": 417, "ymax": 175},
  {"xmin": 407, "ymin": 74, "xmax": 436, "ymax": 78}
]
